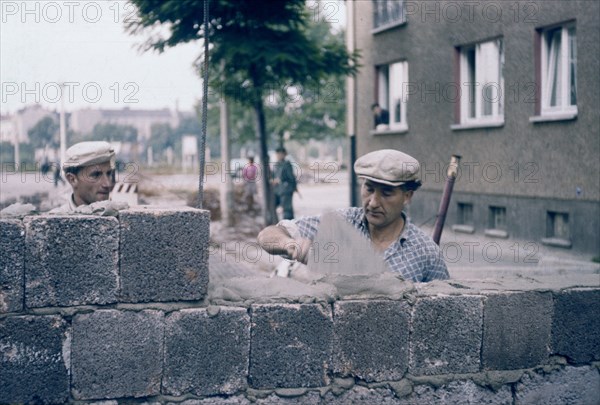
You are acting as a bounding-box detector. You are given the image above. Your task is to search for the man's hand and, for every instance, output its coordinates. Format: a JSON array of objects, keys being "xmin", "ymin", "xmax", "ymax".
[
  {"xmin": 258, "ymin": 225, "xmax": 312, "ymax": 264},
  {"xmin": 283, "ymin": 238, "xmax": 312, "ymax": 264}
]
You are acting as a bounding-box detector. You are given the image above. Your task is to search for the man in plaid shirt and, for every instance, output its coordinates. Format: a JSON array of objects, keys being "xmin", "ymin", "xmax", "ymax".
[{"xmin": 258, "ymin": 149, "xmax": 449, "ymax": 282}]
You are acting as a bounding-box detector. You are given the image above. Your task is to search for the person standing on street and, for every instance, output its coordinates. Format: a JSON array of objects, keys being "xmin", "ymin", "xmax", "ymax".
[
  {"xmin": 242, "ymin": 156, "xmax": 258, "ymax": 212},
  {"xmin": 258, "ymin": 149, "xmax": 449, "ymax": 282},
  {"xmin": 272, "ymin": 146, "xmax": 297, "ymax": 220}
]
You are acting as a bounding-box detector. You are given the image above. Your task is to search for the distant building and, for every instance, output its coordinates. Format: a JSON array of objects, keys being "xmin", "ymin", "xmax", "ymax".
[
  {"xmin": 348, "ymin": 0, "xmax": 599, "ymax": 253},
  {"xmin": 0, "ymin": 115, "xmax": 17, "ymax": 144},
  {"xmin": 71, "ymin": 107, "xmax": 180, "ymax": 140},
  {"xmin": 7, "ymin": 104, "xmax": 58, "ymax": 144}
]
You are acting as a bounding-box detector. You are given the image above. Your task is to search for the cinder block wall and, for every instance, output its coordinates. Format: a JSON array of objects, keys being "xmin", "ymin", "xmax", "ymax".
[{"xmin": 1, "ymin": 209, "xmax": 599, "ymax": 404}]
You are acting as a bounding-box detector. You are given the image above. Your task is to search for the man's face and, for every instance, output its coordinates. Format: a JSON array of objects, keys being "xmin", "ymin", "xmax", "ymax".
[
  {"xmin": 276, "ymin": 152, "xmax": 286, "ymax": 162},
  {"xmin": 361, "ymin": 179, "xmax": 413, "ymax": 229},
  {"xmin": 67, "ymin": 162, "xmax": 115, "ymax": 206},
  {"xmin": 372, "ymin": 106, "xmax": 381, "ymax": 115}
]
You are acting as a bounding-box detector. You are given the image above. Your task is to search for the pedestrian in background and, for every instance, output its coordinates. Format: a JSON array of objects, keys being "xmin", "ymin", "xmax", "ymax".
[
  {"xmin": 242, "ymin": 156, "xmax": 258, "ymax": 212},
  {"xmin": 272, "ymin": 146, "xmax": 297, "ymax": 220}
]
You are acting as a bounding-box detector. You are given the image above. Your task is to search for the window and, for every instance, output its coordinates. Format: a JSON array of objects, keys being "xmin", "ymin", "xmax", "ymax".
[
  {"xmin": 376, "ymin": 61, "xmax": 409, "ymax": 131},
  {"xmin": 547, "ymin": 211, "xmax": 570, "ymax": 239},
  {"xmin": 488, "ymin": 206, "xmax": 506, "ymax": 230},
  {"xmin": 542, "ymin": 211, "xmax": 572, "ymax": 248},
  {"xmin": 456, "ymin": 39, "xmax": 504, "ymax": 126},
  {"xmin": 457, "ymin": 203, "xmax": 474, "ymax": 225},
  {"xmin": 373, "ymin": 0, "xmax": 406, "ymax": 31},
  {"xmin": 539, "ymin": 24, "xmax": 577, "ymax": 116}
]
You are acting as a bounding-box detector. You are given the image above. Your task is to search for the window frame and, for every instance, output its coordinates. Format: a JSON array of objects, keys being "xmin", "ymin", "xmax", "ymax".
[
  {"xmin": 488, "ymin": 206, "xmax": 507, "ymax": 230},
  {"xmin": 539, "ymin": 23, "xmax": 577, "ymax": 117},
  {"xmin": 372, "ymin": 0, "xmax": 407, "ymax": 34},
  {"xmin": 455, "ymin": 38, "xmax": 505, "ymax": 128},
  {"xmin": 375, "ymin": 60, "xmax": 409, "ymax": 133},
  {"xmin": 457, "ymin": 202, "xmax": 474, "ymax": 226}
]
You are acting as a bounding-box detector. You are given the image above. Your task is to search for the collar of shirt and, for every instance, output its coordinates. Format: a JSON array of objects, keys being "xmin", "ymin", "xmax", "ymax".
[{"xmin": 355, "ymin": 209, "xmax": 410, "ymax": 245}]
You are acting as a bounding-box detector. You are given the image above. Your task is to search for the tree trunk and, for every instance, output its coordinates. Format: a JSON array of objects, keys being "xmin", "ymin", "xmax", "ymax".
[{"xmin": 254, "ymin": 99, "xmax": 277, "ymax": 225}]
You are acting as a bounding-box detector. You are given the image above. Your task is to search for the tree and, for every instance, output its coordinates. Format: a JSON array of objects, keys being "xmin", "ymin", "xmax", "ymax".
[
  {"xmin": 127, "ymin": 0, "xmax": 359, "ymax": 225},
  {"xmin": 27, "ymin": 116, "xmax": 58, "ymax": 149}
]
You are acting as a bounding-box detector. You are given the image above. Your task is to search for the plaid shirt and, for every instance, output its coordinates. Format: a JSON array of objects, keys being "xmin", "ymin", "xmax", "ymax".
[{"xmin": 282, "ymin": 207, "xmax": 449, "ymax": 282}]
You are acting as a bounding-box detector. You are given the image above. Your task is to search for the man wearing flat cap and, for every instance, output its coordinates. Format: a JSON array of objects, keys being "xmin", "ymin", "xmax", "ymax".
[
  {"xmin": 51, "ymin": 141, "xmax": 116, "ymax": 213},
  {"xmin": 257, "ymin": 149, "xmax": 449, "ymax": 282}
]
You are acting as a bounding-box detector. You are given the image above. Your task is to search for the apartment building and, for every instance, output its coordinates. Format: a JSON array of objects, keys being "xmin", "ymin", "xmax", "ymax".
[{"xmin": 347, "ymin": 0, "xmax": 599, "ymax": 253}]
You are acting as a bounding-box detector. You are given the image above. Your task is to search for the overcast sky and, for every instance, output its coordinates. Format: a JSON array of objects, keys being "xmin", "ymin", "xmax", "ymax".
[
  {"xmin": 0, "ymin": 0, "xmax": 203, "ymax": 114},
  {"xmin": 1, "ymin": 1, "xmax": 345, "ymax": 116}
]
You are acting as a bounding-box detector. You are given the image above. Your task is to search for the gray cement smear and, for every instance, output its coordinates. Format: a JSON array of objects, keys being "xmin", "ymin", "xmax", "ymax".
[
  {"xmin": 208, "ymin": 211, "xmax": 599, "ymax": 305},
  {"xmin": 309, "ymin": 211, "xmax": 388, "ymax": 276},
  {"xmin": 209, "ymin": 211, "xmax": 416, "ymax": 304}
]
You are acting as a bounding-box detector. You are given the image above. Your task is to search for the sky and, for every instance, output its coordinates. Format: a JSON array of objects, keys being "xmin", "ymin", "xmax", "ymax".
[
  {"xmin": 0, "ymin": 0, "xmax": 204, "ymax": 114},
  {"xmin": 0, "ymin": 0, "xmax": 346, "ymax": 115}
]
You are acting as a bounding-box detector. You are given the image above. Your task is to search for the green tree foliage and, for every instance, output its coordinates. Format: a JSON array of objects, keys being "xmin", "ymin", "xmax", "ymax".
[
  {"xmin": 27, "ymin": 116, "xmax": 58, "ymax": 148},
  {"xmin": 127, "ymin": 0, "xmax": 359, "ymax": 224}
]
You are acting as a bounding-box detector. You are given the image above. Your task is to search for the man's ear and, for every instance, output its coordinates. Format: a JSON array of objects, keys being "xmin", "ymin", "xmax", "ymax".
[
  {"xmin": 404, "ymin": 190, "xmax": 414, "ymax": 202},
  {"xmin": 65, "ymin": 172, "xmax": 78, "ymax": 187}
]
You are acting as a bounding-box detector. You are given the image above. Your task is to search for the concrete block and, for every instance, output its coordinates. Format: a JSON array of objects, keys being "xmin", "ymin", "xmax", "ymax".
[
  {"xmin": 119, "ymin": 207, "xmax": 210, "ymax": 303},
  {"xmin": 249, "ymin": 304, "xmax": 332, "ymax": 389},
  {"xmin": 321, "ymin": 385, "xmax": 404, "ymax": 405},
  {"xmin": 163, "ymin": 307, "xmax": 250, "ymax": 396},
  {"xmin": 24, "ymin": 215, "xmax": 119, "ymax": 308},
  {"xmin": 0, "ymin": 219, "xmax": 24, "ymax": 313},
  {"xmin": 398, "ymin": 380, "xmax": 513, "ymax": 405},
  {"xmin": 71, "ymin": 309, "xmax": 164, "ymax": 400},
  {"xmin": 333, "ymin": 300, "xmax": 410, "ymax": 381},
  {"xmin": 255, "ymin": 392, "xmax": 321, "ymax": 404},
  {"xmin": 410, "ymin": 296, "xmax": 483, "ymax": 375},
  {"xmin": 552, "ymin": 289, "xmax": 600, "ymax": 363},
  {"xmin": 0, "ymin": 315, "xmax": 69, "ymax": 404},
  {"xmin": 166, "ymin": 398, "xmax": 252, "ymax": 405},
  {"xmin": 515, "ymin": 366, "xmax": 600, "ymax": 405},
  {"xmin": 482, "ymin": 292, "xmax": 553, "ymax": 370}
]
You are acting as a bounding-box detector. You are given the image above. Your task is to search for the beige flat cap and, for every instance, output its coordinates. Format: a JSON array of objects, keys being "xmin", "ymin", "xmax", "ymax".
[
  {"xmin": 63, "ymin": 141, "xmax": 115, "ymax": 169},
  {"xmin": 354, "ymin": 149, "xmax": 420, "ymax": 186}
]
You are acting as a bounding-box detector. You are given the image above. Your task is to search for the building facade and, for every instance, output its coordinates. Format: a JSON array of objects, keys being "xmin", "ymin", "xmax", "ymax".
[
  {"xmin": 71, "ymin": 107, "xmax": 180, "ymax": 140},
  {"xmin": 348, "ymin": 0, "xmax": 599, "ymax": 253}
]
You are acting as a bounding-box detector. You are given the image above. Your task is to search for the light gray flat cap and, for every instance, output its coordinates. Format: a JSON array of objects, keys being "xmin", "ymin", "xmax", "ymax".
[
  {"xmin": 63, "ymin": 141, "xmax": 115, "ymax": 169},
  {"xmin": 354, "ymin": 149, "xmax": 420, "ymax": 186}
]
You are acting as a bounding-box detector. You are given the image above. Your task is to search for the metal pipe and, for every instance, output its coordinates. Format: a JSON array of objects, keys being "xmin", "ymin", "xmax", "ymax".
[{"xmin": 432, "ymin": 155, "xmax": 461, "ymax": 245}]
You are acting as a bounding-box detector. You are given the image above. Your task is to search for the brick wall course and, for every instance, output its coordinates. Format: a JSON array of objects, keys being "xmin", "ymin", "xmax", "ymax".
[
  {"xmin": 249, "ymin": 304, "xmax": 333, "ymax": 389},
  {"xmin": 163, "ymin": 307, "xmax": 250, "ymax": 396},
  {"xmin": 71, "ymin": 309, "xmax": 164, "ymax": 400},
  {"xmin": 515, "ymin": 366, "xmax": 600, "ymax": 405},
  {"xmin": 333, "ymin": 300, "xmax": 410, "ymax": 382},
  {"xmin": 1, "ymin": 210, "xmax": 598, "ymax": 404},
  {"xmin": 0, "ymin": 315, "xmax": 69, "ymax": 404},
  {"xmin": 119, "ymin": 207, "xmax": 210, "ymax": 303},
  {"xmin": 0, "ymin": 219, "xmax": 24, "ymax": 313},
  {"xmin": 24, "ymin": 215, "xmax": 119, "ymax": 308},
  {"xmin": 482, "ymin": 292, "xmax": 553, "ymax": 370},
  {"xmin": 552, "ymin": 289, "xmax": 600, "ymax": 364},
  {"xmin": 410, "ymin": 295, "xmax": 483, "ymax": 375}
]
